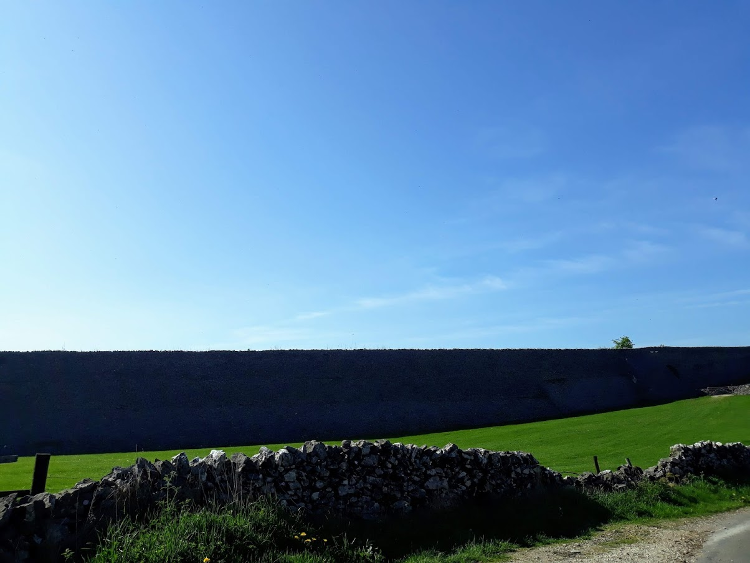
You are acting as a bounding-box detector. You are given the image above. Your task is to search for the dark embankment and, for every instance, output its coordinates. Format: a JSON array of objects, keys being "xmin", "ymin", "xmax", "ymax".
[{"xmin": 1, "ymin": 347, "xmax": 748, "ymax": 456}]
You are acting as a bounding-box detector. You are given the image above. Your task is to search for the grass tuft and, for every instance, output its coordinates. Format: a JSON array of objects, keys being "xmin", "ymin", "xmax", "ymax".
[
  {"xmin": 83, "ymin": 494, "xmax": 383, "ymax": 563},
  {"xmin": 591, "ymin": 474, "xmax": 750, "ymax": 521}
]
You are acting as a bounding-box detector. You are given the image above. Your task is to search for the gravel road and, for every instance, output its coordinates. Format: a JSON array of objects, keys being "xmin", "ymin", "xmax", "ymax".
[{"xmin": 506, "ymin": 507, "xmax": 750, "ymax": 563}]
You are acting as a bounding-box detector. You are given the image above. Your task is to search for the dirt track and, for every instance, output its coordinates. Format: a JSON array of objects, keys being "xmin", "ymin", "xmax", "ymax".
[{"xmin": 506, "ymin": 507, "xmax": 750, "ymax": 562}]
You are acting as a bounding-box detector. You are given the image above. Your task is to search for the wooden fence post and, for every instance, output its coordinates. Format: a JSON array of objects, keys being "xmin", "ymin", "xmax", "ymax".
[{"xmin": 31, "ymin": 453, "xmax": 51, "ymax": 495}]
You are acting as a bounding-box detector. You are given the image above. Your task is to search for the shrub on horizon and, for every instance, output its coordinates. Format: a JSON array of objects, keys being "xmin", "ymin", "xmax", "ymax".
[{"xmin": 612, "ymin": 336, "xmax": 634, "ymax": 349}]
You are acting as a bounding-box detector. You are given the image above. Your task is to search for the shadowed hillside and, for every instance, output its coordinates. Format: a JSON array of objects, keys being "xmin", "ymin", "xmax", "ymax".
[{"xmin": 1, "ymin": 347, "xmax": 749, "ymax": 456}]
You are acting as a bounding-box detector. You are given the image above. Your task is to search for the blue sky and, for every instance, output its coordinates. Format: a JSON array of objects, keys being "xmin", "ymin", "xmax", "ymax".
[{"xmin": 2, "ymin": 1, "xmax": 749, "ymax": 351}]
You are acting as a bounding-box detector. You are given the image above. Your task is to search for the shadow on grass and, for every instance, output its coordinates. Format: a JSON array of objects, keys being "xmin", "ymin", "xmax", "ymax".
[{"xmin": 310, "ymin": 487, "xmax": 612, "ymax": 560}]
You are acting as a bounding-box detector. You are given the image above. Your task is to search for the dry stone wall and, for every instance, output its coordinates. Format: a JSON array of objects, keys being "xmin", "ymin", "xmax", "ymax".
[
  {"xmin": 702, "ymin": 384, "xmax": 750, "ymax": 396},
  {"xmin": 1, "ymin": 440, "xmax": 748, "ymax": 563},
  {"xmin": 2, "ymin": 348, "xmax": 750, "ymax": 456}
]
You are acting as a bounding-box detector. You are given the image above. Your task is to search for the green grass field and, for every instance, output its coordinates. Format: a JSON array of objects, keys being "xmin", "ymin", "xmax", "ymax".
[{"xmin": 2, "ymin": 395, "xmax": 749, "ymax": 494}]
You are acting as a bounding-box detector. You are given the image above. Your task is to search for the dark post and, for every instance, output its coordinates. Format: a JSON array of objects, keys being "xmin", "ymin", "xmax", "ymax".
[
  {"xmin": 30, "ymin": 453, "xmax": 51, "ymax": 495},
  {"xmin": 626, "ymin": 458, "xmax": 632, "ymax": 468},
  {"xmin": 593, "ymin": 455, "xmax": 600, "ymax": 473}
]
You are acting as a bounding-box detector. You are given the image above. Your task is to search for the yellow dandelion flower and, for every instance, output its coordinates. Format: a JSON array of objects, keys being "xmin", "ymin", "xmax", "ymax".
[
  {"xmin": 204, "ymin": 558, "xmax": 210, "ymax": 563},
  {"xmin": 294, "ymin": 535, "xmax": 300, "ymax": 540},
  {"xmin": 300, "ymin": 532, "xmax": 307, "ymax": 537},
  {"xmin": 312, "ymin": 538, "xmax": 317, "ymax": 541},
  {"xmin": 304, "ymin": 539, "xmax": 312, "ymax": 544},
  {"xmin": 323, "ymin": 539, "xmax": 328, "ymax": 543}
]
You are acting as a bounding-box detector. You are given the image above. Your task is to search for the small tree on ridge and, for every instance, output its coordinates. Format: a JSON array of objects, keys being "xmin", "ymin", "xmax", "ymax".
[{"xmin": 612, "ymin": 336, "xmax": 634, "ymax": 349}]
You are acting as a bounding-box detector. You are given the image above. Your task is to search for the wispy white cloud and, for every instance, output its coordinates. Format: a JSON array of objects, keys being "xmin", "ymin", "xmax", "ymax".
[
  {"xmin": 621, "ymin": 240, "xmax": 670, "ymax": 262},
  {"xmin": 496, "ymin": 232, "xmax": 564, "ymax": 253},
  {"xmin": 458, "ymin": 175, "xmax": 568, "ymax": 219},
  {"xmin": 294, "ymin": 311, "xmax": 332, "ymax": 321},
  {"xmin": 475, "ymin": 125, "xmax": 546, "ymax": 160},
  {"xmin": 496, "ymin": 174, "xmax": 567, "ymax": 204},
  {"xmin": 434, "ymin": 232, "xmax": 564, "ymax": 261},
  {"xmin": 706, "ymin": 288, "xmax": 750, "ymax": 300},
  {"xmin": 486, "ymin": 315, "xmax": 597, "ymax": 335},
  {"xmin": 731, "ymin": 210, "xmax": 750, "ymax": 229},
  {"xmin": 234, "ymin": 275, "xmax": 509, "ymax": 346},
  {"xmin": 517, "ymin": 240, "xmax": 671, "ymax": 281},
  {"xmin": 597, "ymin": 221, "xmax": 670, "ymax": 237},
  {"xmin": 230, "ymin": 325, "xmax": 321, "ymax": 347},
  {"xmin": 227, "ymin": 275, "xmax": 508, "ymax": 349},
  {"xmin": 403, "ymin": 315, "xmax": 598, "ymax": 345},
  {"xmin": 355, "ymin": 276, "xmax": 506, "ymax": 309},
  {"xmin": 291, "ymin": 239, "xmax": 669, "ymax": 326},
  {"xmin": 657, "ymin": 125, "xmax": 750, "ymax": 173},
  {"xmin": 675, "ymin": 288, "xmax": 750, "ymax": 310},
  {"xmin": 445, "ymin": 174, "xmax": 568, "ymax": 226},
  {"xmin": 435, "ymin": 219, "xmax": 672, "ymax": 264},
  {"xmin": 686, "ymin": 299, "xmax": 750, "ymax": 309},
  {"xmin": 698, "ymin": 227, "xmax": 749, "ymax": 247},
  {"xmin": 0, "ymin": 149, "xmax": 45, "ymax": 181},
  {"xmin": 452, "ymin": 172, "xmax": 658, "ymax": 228},
  {"xmin": 542, "ymin": 254, "xmax": 614, "ymax": 275},
  {"xmin": 491, "ymin": 229, "xmax": 668, "ymax": 261}
]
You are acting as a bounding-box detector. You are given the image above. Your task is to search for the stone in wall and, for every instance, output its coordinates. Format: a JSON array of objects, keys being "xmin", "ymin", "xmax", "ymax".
[{"xmin": 570, "ymin": 463, "xmax": 645, "ymax": 492}]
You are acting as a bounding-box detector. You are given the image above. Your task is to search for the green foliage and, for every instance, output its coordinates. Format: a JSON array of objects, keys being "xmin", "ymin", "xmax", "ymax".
[
  {"xmin": 589, "ymin": 475, "xmax": 750, "ymax": 521},
  {"xmin": 612, "ymin": 336, "xmax": 634, "ymax": 349},
  {"xmin": 88, "ymin": 495, "xmax": 383, "ymax": 563}
]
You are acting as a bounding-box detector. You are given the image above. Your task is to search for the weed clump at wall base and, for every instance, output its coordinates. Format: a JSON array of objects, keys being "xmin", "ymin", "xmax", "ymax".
[
  {"xmin": 85, "ymin": 495, "xmax": 383, "ymax": 563},
  {"xmin": 591, "ymin": 475, "xmax": 750, "ymax": 522}
]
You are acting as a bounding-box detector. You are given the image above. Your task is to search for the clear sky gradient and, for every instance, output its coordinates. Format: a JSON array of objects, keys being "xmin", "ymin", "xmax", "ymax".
[{"xmin": 2, "ymin": 2, "xmax": 749, "ymax": 351}]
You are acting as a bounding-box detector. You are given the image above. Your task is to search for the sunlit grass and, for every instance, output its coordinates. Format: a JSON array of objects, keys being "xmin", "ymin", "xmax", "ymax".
[{"xmin": 383, "ymin": 395, "xmax": 750, "ymax": 475}]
